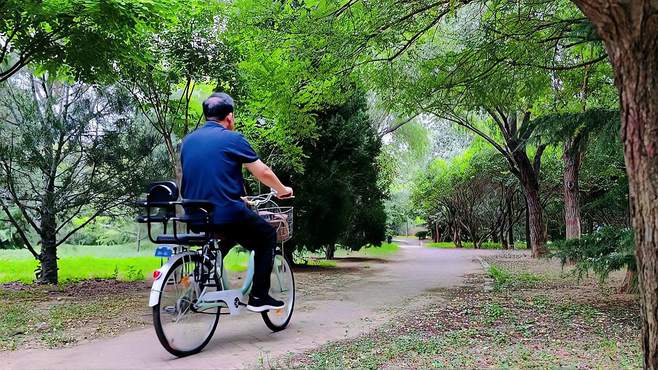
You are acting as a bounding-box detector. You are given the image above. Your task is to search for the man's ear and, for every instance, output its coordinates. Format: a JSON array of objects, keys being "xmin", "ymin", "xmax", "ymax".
[{"xmin": 228, "ymin": 112, "xmax": 235, "ymax": 130}]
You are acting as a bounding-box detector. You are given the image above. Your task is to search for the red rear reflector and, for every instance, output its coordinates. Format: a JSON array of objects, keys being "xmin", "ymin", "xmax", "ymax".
[{"xmin": 153, "ymin": 270, "xmax": 162, "ymax": 280}]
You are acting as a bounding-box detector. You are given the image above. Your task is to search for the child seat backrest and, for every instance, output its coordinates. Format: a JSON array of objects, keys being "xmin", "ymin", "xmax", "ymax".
[{"xmin": 147, "ymin": 181, "xmax": 179, "ymax": 218}]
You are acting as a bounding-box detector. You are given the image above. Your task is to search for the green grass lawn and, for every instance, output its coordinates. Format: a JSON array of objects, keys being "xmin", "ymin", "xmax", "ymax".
[
  {"xmin": 0, "ymin": 243, "xmax": 251, "ymax": 284},
  {"xmin": 0, "ymin": 242, "xmax": 399, "ymax": 284},
  {"xmin": 361, "ymin": 242, "xmax": 399, "ymax": 256},
  {"xmin": 427, "ymin": 241, "xmax": 527, "ymax": 249}
]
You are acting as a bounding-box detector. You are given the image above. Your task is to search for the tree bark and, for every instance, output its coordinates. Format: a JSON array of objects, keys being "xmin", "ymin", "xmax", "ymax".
[
  {"xmin": 524, "ymin": 186, "xmax": 547, "ymax": 258},
  {"xmin": 570, "ymin": 1, "xmax": 658, "ymax": 367},
  {"xmin": 620, "ymin": 267, "xmax": 639, "ymax": 294},
  {"xmin": 38, "ymin": 203, "xmax": 58, "ymax": 284},
  {"xmin": 500, "ymin": 222, "xmax": 508, "ymax": 249},
  {"xmin": 507, "ymin": 194, "xmax": 514, "ymax": 249},
  {"xmin": 325, "ymin": 244, "xmax": 335, "ymax": 260},
  {"xmin": 39, "ymin": 232, "xmax": 58, "ymax": 284},
  {"xmin": 524, "ymin": 196, "xmax": 531, "ymax": 250},
  {"xmin": 564, "ymin": 138, "xmax": 583, "ymax": 239},
  {"xmin": 452, "ymin": 224, "xmax": 462, "ymax": 248}
]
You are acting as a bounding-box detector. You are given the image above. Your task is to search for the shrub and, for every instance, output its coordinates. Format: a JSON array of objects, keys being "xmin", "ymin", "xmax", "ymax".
[
  {"xmin": 552, "ymin": 226, "xmax": 635, "ymax": 284},
  {"xmin": 415, "ymin": 231, "xmax": 428, "ymax": 240}
]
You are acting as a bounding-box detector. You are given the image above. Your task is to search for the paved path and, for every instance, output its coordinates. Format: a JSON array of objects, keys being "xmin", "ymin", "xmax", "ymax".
[{"xmin": 4, "ymin": 242, "xmax": 499, "ymax": 369}]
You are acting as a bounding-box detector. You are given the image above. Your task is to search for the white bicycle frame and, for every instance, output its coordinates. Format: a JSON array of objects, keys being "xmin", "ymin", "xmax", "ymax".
[
  {"xmin": 148, "ymin": 249, "xmax": 253, "ymax": 315},
  {"xmin": 149, "ymin": 191, "xmax": 290, "ymax": 315},
  {"xmin": 149, "ymin": 249, "xmax": 289, "ymax": 316}
]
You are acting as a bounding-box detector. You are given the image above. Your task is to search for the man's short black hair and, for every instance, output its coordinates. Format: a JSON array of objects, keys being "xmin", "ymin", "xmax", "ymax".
[{"xmin": 203, "ymin": 92, "xmax": 234, "ymax": 120}]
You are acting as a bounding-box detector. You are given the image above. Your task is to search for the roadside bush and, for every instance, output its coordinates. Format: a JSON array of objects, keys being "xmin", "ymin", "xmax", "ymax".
[
  {"xmin": 415, "ymin": 231, "xmax": 428, "ymax": 240},
  {"xmin": 552, "ymin": 226, "xmax": 635, "ymax": 286}
]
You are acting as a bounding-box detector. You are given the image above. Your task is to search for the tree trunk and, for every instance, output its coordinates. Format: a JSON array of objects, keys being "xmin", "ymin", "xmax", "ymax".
[
  {"xmin": 620, "ymin": 66, "xmax": 658, "ymax": 370},
  {"xmin": 38, "ymin": 212, "xmax": 58, "ymax": 284},
  {"xmin": 175, "ymin": 142, "xmax": 183, "ymax": 186},
  {"xmin": 500, "ymin": 220, "xmax": 508, "ymax": 249},
  {"xmin": 620, "ymin": 267, "xmax": 638, "ymax": 294},
  {"xmin": 570, "ymin": 1, "xmax": 658, "ymax": 366},
  {"xmin": 524, "ymin": 187, "xmax": 547, "ymax": 258},
  {"xmin": 453, "ymin": 225, "xmax": 462, "ymax": 248},
  {"xmin": 38, "ymin": 161, "xmax": 59, "ymax": 284},
  {"xmin": 524, "ymin": 196, "xmax": 531, "ymax": 250},
  {"xmin": 563, "ymin": 138, "xmax": 583, "ymax": 239},
  {"xmin": 325, "ymin": 244, "xmax": 335, "ymax": 260},
  {"xmin": 507, "ymin": 195, "xmax": 514, "ymax": 249}
]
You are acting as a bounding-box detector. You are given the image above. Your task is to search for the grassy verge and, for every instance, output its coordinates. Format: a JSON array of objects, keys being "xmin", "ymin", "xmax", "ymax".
[
  {"xmin": 0, "ymin": 241, "xmax": 399, "ymax": 284},
  {"xmin": 360, "ymin": 242, "xmax": 399, "ymax": 256},
  {"xmin": 284, "ymin": 257, "xmax": 640, "ymax": 368},
  {"xmin": 297, "ymin": 242, "xmax": 400, "ymax": 264},
  {"xmin": 0, "ymin": 281, "xmax": 150, "ymax": 351},
  {"xmin": 427, "ymin": 241, "xmax": 527, "ymax": 249},
  {"xmin": 0, "ymin": 247, "xmax": 250, "ymax": 284},
  {"xmin": 0, "ymin": 257, "xmax": 161, "ymax": 284}
]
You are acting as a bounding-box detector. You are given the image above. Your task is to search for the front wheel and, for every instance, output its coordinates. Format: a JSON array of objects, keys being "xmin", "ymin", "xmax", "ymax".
[
  {"xmin": 153, "ymin": 254, "xmax": 220, "ymax": 357},
  {"xmin": 262, "ymin": 253, "xmax": 295, "ymax": 331}
]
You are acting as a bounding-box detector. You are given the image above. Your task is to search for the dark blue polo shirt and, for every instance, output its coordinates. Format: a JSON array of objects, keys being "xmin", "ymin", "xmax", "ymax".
[{"xmin": 180, "ymin": 121, "xmax": 259, "ymax": 224}]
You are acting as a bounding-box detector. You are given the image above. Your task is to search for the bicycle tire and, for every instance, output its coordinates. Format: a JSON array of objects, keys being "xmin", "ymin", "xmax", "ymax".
[
  {"xmin": 153, "ymin": 254, "xmax": 221, "ymax": 357},
  {"xmin": 261, "ymin": 253, "xmax": 295, "ymax": 331}
]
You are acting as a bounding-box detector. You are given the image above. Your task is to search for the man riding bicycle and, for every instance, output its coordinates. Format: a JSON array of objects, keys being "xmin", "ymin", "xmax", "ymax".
[{"xmin": 180, "ymin": 92, "xmax": 293, "ymax": 312}]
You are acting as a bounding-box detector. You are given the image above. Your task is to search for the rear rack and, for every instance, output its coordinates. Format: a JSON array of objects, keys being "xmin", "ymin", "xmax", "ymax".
[{"xmin": 135, "ymin": 181, "xmax": 214, "ymax": 246}]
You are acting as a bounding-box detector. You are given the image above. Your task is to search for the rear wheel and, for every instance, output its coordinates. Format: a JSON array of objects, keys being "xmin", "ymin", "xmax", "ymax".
[
  {"xmin": 262, "ymin": 253, "xmax": 295, "ymax": 331},
  {"xmin": 153, "ymin": 254, "xmax": 220, "ymax": 357}
]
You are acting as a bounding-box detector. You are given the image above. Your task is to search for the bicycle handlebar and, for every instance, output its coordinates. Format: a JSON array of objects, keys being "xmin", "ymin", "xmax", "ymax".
[{"xmin": 244, "ymin": 190, "xmax": 293, "ymax": 208}]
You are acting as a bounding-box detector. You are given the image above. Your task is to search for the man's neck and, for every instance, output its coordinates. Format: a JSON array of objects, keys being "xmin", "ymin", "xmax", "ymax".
[{"xmin": 208, "ymin": 119, "xmax": 229, "ymax": 129}]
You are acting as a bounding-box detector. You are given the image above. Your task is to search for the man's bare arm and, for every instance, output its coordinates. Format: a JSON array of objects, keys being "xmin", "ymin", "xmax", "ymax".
[{"xmin": 244, "ymin": 160, "xmax": 293, "ymax": 197}]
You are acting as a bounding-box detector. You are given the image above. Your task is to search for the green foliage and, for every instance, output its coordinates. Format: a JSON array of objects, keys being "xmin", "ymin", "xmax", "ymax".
[
  {"xmin": 67, "ymin": 216, "xmax": 134, "ymax": 246},
  {"xmin": 412, "ymin": 139, "xmax": 527, "ymax": 246},
  {"xmin": 291, "ymin": 91, "xmax": 387, "ymax": 252},
  {"xmin": 116, "ymin": 0, "xmax": 239, "ymax": 175},
  {"xmin": 1, "ymin": 0, "xmax": 179, "ymax": 82},
  {"xmin": 552, "ymin": 227, "xmax": 635, "ymax": 284},
  {"xmin": 227, "ymin": 0, "xmax": 346, "ymax": 173},
  {"xmin": 488, "ymin": 265, "xmax": 542, "ymax": 290},
  {"xmin": 0, "ymin": 208, "xmax": 25, "ymax": 249},
  {"xmin": 415, "ymin": 231, "xmax": 428, "ymax": 240},
  {"xmin": 0, "ymin": 75, "xmax": 164, "ymax": 278}
]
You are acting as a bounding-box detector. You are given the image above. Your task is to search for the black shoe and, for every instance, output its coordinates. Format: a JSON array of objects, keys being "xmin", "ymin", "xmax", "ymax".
[{"xmin": 247, "ymin": 295, "xmax": 285, "ymax": 312}]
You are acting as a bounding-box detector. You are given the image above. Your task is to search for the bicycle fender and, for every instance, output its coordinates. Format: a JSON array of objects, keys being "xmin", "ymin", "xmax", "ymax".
[{"xmin": 149, "ymin": 251, "xmax": 198, "ymax": 307}]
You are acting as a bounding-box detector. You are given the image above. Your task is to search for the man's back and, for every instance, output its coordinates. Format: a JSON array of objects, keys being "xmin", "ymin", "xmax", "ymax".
[{"xmin": 180, "ymin": 121, "xmax": 259, "ymax": 224}]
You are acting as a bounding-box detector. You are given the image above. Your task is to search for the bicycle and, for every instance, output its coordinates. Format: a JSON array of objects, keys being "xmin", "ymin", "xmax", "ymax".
[{"xmin": 136, "ymin": 181, "xmax": 295, "ymax": 357}]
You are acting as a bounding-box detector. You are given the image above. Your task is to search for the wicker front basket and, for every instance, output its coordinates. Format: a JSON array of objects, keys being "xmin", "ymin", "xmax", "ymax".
[{"xmin": 258, "ymin": 207, "xmax": 293, "ymax": 242}]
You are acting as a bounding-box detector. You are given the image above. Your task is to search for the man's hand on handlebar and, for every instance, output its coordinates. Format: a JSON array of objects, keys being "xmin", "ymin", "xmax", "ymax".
[{"xmin": 276, "ymin": 186, "xmax": 294, "ymax": 199}]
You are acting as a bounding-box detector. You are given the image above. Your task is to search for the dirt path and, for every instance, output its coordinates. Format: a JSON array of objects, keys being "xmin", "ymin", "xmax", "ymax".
[{"xmin": 3, "ymin": 242, "xmax": 501, "ymax": 369}]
